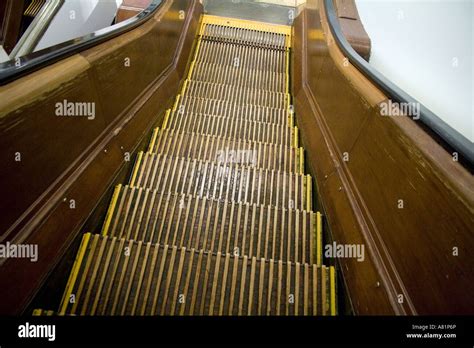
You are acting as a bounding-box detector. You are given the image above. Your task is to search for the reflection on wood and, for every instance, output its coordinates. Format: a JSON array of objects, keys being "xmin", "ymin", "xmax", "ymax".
[{"xmin": 116, "ymin": 0, "xmax": 153, "ymax": 23}]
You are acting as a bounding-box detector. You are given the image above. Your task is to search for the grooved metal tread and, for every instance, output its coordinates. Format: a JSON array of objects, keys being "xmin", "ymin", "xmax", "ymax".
[
  {"xmin": 195, "ymin": 40, "xmax": 287, "ymax": 73},
  {"xmin": 202, "ymin": 23, "xmax": 288, "ymax": 50},
  {"xmin": 149, "ymin": 128, "xmax": 304, "ymax": 174},
  {"xmin": 183, "ymin": 79, "xmax": 289, "ymax": 109},
  {"xmin": 165, "ymin": 110, "xmax": 297, "ymax": 148},
  {"xmin": 59, "ymin": 234, "xmax": 335, "ymax": 316},
  {"xmin": 102, "ymin": 185, "xmax": 322, "ymax": 264},
  {"xmin": 190, "ymin": 60, "xmax": 287, "ymax": 92},
  {"xmin": 173, "ymin": 94, "xmax": 290, "ymax": 126},
  {"xmin": 130, "ymin": 152, "xmax": 312, "ymax": 211}
]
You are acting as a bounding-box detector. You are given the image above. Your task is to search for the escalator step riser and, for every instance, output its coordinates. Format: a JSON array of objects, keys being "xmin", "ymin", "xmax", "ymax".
[
  {"xmin": 103, "ymin": 186, "xmax": 320, "ymax": 264},
  {"xmin": 174, "ymin": 95, "xmax": 289, "ymax": 126},
  {"xmin": 202, "ymin": 24, "xmax": 288, "ymax": 50},
  {"xmin": 130, "ymin": 153, "xmax": 311, "ymax": 211},
  {"xmin": 184, "ymin": 80, "xmax": 289, "ymax": 109},
  {"xmin": 149, "ymin": 128, "xmax": 303, "ymax": 174},
  {"xmin": 191, "ymin": 61, "xmax": 286, "ymax": 92},
  {"xmin": 60, "ymin": 234, "xmax": 334, "ymax": 316},
  {"xmin": 196, "ymin": 40, "xmax": 286, "ymax": 73},
  {"xmin": 167, "ymin": 111, "xmax": 294, "ymax": 148}
]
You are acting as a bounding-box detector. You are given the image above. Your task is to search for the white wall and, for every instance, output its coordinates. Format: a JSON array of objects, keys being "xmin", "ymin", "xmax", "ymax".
[
  {"xmin": 35, "ymin": 0, "xmax": 123, "ymax": 51},
  {"xmin": 0, "ymin": 46, "xmax": 10, "ymax": 63},
  {"xmin": 356, "ymin": 0, "xmax": 473, "ymax": 142}
]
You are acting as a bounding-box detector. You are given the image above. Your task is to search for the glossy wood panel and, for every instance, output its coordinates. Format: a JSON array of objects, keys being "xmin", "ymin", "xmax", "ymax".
[
  {"xmin": 334, "ymin": 0, "xmax": 371, "ymax": 60},
  {"xmin": 0, "ymin": 0, "xmax": 203, "ymax": 314},
  {"xmin": 293, "ymin": 0, "xmax": 474, "ymax": 314}
]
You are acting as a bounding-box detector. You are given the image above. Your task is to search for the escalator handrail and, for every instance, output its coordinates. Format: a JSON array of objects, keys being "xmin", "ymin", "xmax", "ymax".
[
  {"xmin": 324, "ymin": 0, "xmax": 473, "ymax": 169},
  {"xmin": 0, "ymin": 0, "xmax": 163, "ymax": 86}
]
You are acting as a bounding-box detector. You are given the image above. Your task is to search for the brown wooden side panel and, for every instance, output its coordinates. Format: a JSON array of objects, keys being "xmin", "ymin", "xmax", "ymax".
[
  {"xmin": 294, "ymin": 0, "xmax": 474, "ymax": 314},
  {"xmin": 293, "ymin": 20, "xmax": 395, "ymax": 314},
  {"xmin": 0, "ymin": 0, "xmax": 203, "ymax": 314},
  {"xmin": 348, "ymin": 112, "xmax": 474, "ymax": 314},
  {"xmin": 334, "ymin": 0, "xmax": 371, "ymax": 60}
]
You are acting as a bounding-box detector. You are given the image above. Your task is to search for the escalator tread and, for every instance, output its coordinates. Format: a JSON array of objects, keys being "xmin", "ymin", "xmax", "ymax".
[
  {"xmin": 101, "ymin": 185, "xmax": 322, "ymax": 264},
  {"xmin": 59, "ymin": 234, "xmax": 335, "ymax": 316},
  {"xmin": 149, "ymin": 128, "xmax": 304, "ymax": 174},
  {"xmin": 129, "ymin": 152, "xmax": 312, "ymax": 211}
]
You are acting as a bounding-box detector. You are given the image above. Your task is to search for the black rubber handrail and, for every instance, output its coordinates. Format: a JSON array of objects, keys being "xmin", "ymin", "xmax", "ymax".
[
  {"xmin": 324, "ymin": 0, "xmax": 473, "ymax": 169},
  {"xmin": 0, "ymin": 0, "xmax": 163, "ymax": 85}
]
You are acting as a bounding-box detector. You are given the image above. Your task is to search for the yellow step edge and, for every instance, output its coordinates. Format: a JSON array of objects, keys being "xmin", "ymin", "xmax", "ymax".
[
  {"xmin": 101, "ymin": 184, "xmax": 122, "ymax": 236},
  {"xmin": 181, "ymin": 79, "xmax": 189, "ymax": 94},
  {"xmin": 35, "ymin": 309, "xmax": 54, "ymax": 316},
  {"xmin": 321, "ymin": 264, "xmax": 327, "ymax": 316},
  {"xmin": 148, "ymin": 127, "xmax": 159, "ymax": 153},
  {"xmin": 288, "ymin": 113, "xmax": 294, "ymax": 128},
  {"xmin": 316, "ymin": 211, "xmax": 322, "ymax": 266},
  {"xmin": 330, "ymin": 266, "xmax": 337, "ymax": 316},
  {"xmin": 162, "ymin": 109, "xmax": 171, "ymax": 129},
  {"xmin": 199, "ymin": 17, "xmax": 206, "ymax": 36},
  {"xmin": 194, "ymin": 37, "xmax": 202, "ymax": 56},
  {"xmin": 129, "ymin": 151, "xmax": 144, "ymax": 187},
  {"xmin": 172, "ymin": 94, "xmax": 181, "ymax": 112},
  {"xmin": 187, "ymin": 38, "xmax": 202, "ymax": 79},
  {"xmin": 33, "ymin": 309, "xmax": 54, "ymax": 316},
  {"xmin": 299, "ymin": 147, "xmax": 304, "ymax": 174},
  {"xmin": 287, "ymin": 97, "xmax": 294, "ymax": 130},
  {"xmin": 187, "ymin": 60, "xmax": 196, "ymax": 80},
  {"xmin": 306, "ymin": 174, "xmax": 312, "ymax": 210},
  {"xmin": 201, "ymin": 14, "xmax": 292, "ymax": 37},
  {"xmin": 286, "ymin": 51, "xmax": 289, "ymax": 94},
  {"xmin": 172, "ymin": 95, "xmax": 181, "ymax": 112},
  {"xmin": 59, "ymin": 233, "xmax": 91, "ymax": 315},
  {"xmin": 293, "ymin": 126, "xmax": 299, "ymax": 148}
]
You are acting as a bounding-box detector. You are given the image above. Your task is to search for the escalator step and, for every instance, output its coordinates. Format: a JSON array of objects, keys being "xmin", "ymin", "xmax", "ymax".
[
  {"xmin": 173, "ymin": 95, "xmax": 290, "ymax": 126},
  {"xmin": 165, "ymin": 110, "xmax": 296, "ymax": 148},
  {"xmin": 148, "ymin": 128, "xmax": 303, "ymax": 174},
  {"xmin": 129, "ymin": 152, "xmax": 312, "ymax": 211},
  {"xmin": 190, "ymin": 61, "xmax": 286, "ymax": 92},
  {"xmin": 195, "ymin": 40, "xmax": 287, "ymax": 73},
  {"xmin": 59, "ymin": 234, "xmax": 335, "ymax": 316},
  {"xmin": 101, "ymin": 185, "xmax": 322, "ymax": 265},
  {"xmin": 202, "ymin": 23, "xmax": 288, "ymax": 50},
  {"xmin": 183, "ymin": 80, "xmax": 289, "ymax": 109}
]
